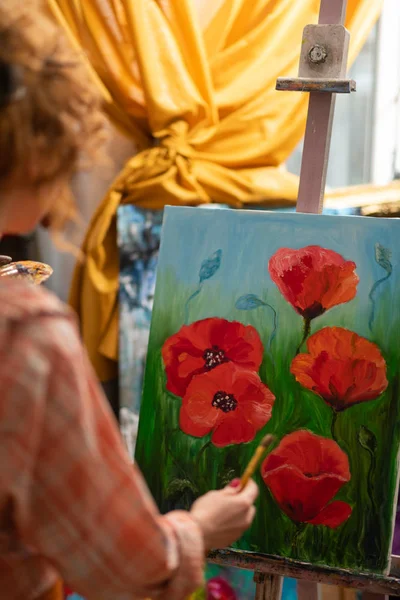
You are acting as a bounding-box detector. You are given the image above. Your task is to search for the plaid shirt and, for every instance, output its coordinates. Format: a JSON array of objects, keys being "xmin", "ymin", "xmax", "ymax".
[{"xmin": 0, "ymin": 281, "xmax": 204, "ymax": 600}]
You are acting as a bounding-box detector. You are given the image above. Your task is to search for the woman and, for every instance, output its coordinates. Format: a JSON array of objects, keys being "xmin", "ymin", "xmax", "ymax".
[{"xmin": 0, "ymin": 2, "xmax": 258, "ymax": 599}]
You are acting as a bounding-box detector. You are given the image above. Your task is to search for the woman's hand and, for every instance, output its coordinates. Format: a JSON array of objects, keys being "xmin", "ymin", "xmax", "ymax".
[{"xmin": 190, "ymin": 479, "xmax": 259, "ymax": 550}]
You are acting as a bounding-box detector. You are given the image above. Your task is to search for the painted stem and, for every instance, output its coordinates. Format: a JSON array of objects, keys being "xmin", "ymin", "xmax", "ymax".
[
  {"xmin": 331, "ymin": 410, "xmax": 338, "ymax": 442},
  {"xmin": 364, "ymin": 443, "xmax": 378, "ymax": 536},
  {"xmin": 184, "ymin": 286, "xmax": 202, "ymax": 324},
  {"xmin": 360, "ymin": 441, "xmax": 381, "ymax": 558},
  {"xmin": 291, "ymin": 523, "xmax": 305, "ymax": 559},
  {"xmin": 369, "ymin": 272, "xmax": 391, "ymax": 331},
  {"xmin": 195, "ymin": 440, "xmax": 212, "ymax": 473},
  {"xmin": 165, "ymin": 435, "xmax": 212, "ymax": 497},
  {"xmin": 296, "ymin": 317, "xmax": 311, "ymax": 355},
  {"xmin": 164, "ymin": 423, "xmax": 202, "ymax": 492},
  {"xmin": 367, "ymin": 450, "xmax": 377, "ymax": 517},
  {"xmin": 264, "ymin": 302, "xmax": 278, "ymax": 354}
]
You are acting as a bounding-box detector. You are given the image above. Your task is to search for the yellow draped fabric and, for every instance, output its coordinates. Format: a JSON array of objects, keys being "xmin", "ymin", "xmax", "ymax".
[{"xmin": 48, "ymin": 0, "xmax": 382, "ymax": 382}]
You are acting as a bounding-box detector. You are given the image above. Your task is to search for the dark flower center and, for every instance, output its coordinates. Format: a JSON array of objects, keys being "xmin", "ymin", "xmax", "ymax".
[
  {"xmin": 298, "ymin": 301, "xmax": 325, "ymax": 320},
  {"xmin": 303, "ymin": 471, "xmax": 321, "ymax": 478},
  {"xmin": 212, "ymin": 390, "xmax": 238, "ymax": 413},
  {"xmin": 203, "ymin": 345, "xmax": 227, "ymax": 370}
]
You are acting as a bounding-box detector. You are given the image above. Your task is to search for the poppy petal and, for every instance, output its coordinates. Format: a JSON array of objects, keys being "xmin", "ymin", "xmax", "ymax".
[
  {"xmin": 228, "ymin": 369, "xmax": 275, "ymax": 428},
  {"xmin": 262, "ymin": 430, "xmax": 351, "ymax": 480},
  {"xmin": 237, "ymin": 386, "xmax": 275, "ymax": 429},
  {"xmin": 183, "ymin": 372, "xmax": 221, "ymax": 428},
  {"xmin": 307, "ymin": 327, "xmax": 385, "ymax": 365},
  {"xmin": 179, "ymin": 405, "xmax": 213, "ymax": 438},
  {"xmin": 291, "ymin": 328, "xmax": 388, "ymax": 411},
  {"xmin": 181, "ymin": 363, "xmax": 274, "ymax": 446},
  {"xmin": 175, "ymin": 355, "xmax": 205, "ymax": 379},
  {"xmin": 291, "ymin": 268, "xmax": 327, "ymax": 316},
  {"xmin": 262, "ymin": 464, "xmax": 348, "ymax": 523},
  {"xmin": 261, "ymin": 431, "xmax": 351, "ymax": 524},
  {"xmin": 211, "ymin": 411, "xmax": 256, "ymax": 447},
  {"xmin": 347, "ymin": 359, "xmax": 388, "ymax": 404},
  {"xmin": 320, "ymin": 262, "xmax": 359, "ymax": 310},
  {"xmin": 292, "ymin": 353, "xmax": 362, "ymax": 410},
  {"xmin": 290, "ymin": 354, "xmax": 323, "ymax": 394},
  {"xmin": 162, "ymin": 317, "xmax": 264, "ymax": 397},
  {"xmin": 207, "ymin": 318, "xmax": 263, "ymax": 370},
  {"xmin": 308, "ymin": 501, "xmax": 352, "ymax": 528},
  {"xmin": 268, "ymin": 246, "xmax": 358, "ymax": 318}
]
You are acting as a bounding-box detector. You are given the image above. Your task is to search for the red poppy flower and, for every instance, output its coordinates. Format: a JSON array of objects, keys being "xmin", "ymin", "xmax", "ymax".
[
  {"xmin": 261, "ymin": 430, "xmax": 352, "ymax": 528},
  {"xmin": 206, "ymin": 576, "xmax": 237, "ymax": 600},
  {"xmin": 162, "ymin": 317, "xmax": 264, "ymax": 397},
  {"xmin": 268, "ymin": 246, "xmax": 359, "ymax": 320},
  {"xmin": 290, "ymin": 327, "xmax": 388, "ymax": 411},
  {"xmin": 180, "ymin": 362, "xmax": 275, "ymax": 447}
]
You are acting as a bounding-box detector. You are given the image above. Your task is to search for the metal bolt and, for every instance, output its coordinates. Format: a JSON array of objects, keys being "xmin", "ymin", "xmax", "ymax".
[{"xmin": 309, "ymin": 44, "xmax": 328, "ymax": 64}]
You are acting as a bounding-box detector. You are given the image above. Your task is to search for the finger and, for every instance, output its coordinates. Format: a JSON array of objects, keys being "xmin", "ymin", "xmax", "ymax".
[
  {"xmin": 246, "ymin": 505, "xmax": 256, "ymax": 527},
  {"xmin": 222, "ymin": 482, "xmax": 241, "ymax": 495},
  {"xmin": 239, "ymin": 479, "xmax": 259, "ymax": 503},
  {"xmin": 229, "ymin": 478, "xmax": 241, "ymax": 489}
]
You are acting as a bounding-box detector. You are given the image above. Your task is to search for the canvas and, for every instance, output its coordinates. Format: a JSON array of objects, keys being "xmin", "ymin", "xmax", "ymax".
[{"xmin": 135, "ymin": 206, "xmax": 400, "ymax": 576}]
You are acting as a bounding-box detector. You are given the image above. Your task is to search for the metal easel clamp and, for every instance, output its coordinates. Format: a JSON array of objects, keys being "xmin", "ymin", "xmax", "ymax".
[{"xmin": 276, "ymin": 23, "xmax": 355, "ymax": 94}]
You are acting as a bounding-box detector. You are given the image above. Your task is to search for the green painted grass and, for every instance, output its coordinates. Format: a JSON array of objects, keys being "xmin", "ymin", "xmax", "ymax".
[{"xmin": 135, "ymin": 268, "xmax": 400, "ymax": 575}]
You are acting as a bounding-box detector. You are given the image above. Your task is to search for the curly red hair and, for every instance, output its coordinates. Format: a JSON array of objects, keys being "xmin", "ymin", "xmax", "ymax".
[{"xmin": 0, "ymin": 0, "xmax": 107, "ymax": 233}]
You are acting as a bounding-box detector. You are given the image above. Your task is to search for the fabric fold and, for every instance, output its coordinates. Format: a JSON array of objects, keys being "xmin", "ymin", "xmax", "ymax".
[{"xmin": 48, "ymin": 0, "xmax": 382, "ymax": 381}]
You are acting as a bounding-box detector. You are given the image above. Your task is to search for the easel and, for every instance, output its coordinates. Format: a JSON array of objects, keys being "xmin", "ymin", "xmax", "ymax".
[{"xmin": 208, "ymin": 0, "xmax": 400, "ymax": 598}]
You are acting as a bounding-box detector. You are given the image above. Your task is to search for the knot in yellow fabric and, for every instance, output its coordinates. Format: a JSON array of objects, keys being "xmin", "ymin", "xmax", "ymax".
[
  {"xmin": 156, "ymin": 129, "xmax": 193, "ymax": 162},
  {"xmin": 113, "ymin": 121, "xmax": 209, "ymax": 206}
]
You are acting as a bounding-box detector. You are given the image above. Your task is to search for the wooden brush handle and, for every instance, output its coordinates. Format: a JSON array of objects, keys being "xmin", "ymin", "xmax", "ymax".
[{"xmin": 239, "ymin": 446, "xmax": 265, "ymax": 491}]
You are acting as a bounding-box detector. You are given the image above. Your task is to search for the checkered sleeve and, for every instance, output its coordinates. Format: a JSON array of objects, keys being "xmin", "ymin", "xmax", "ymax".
[{"xmin": 15, "ymin": 313, "xmax": 205, "ymax": 600}]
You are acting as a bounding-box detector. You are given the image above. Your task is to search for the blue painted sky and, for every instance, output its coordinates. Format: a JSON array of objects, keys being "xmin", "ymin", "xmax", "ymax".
[{"xmin": 158, "ymin": 207, "xmax": 400, "ymax": 307}]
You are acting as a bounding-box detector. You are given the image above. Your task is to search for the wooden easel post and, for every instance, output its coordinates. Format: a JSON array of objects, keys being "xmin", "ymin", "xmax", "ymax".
[
  {"xmin": 253, "ymin": 0, "xmax": 353, "ymax": 597},
  {"xmin": 276, "ymin": 0, "xmax": 354, "ymax": 215},
  {"xmin": 254, "ymin": 572, "xmax": 284, "ymax": 600}
]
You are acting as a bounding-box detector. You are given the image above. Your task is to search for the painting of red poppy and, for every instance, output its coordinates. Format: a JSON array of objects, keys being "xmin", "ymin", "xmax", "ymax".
[
  {"xmin": 291, "ymin": 327, "xmax": 388, "ymax": 412},
  {"xmin": 134, "ymin": 207, "xmax": 400, "ymax": 576},
  {"xmin": 262, "ymin": 431, "xmax": 352, "ymax": 530},
  {"xmin": 268, "ymin": 246, "xmax": 359, "ymax": 321},
  {"xmin": 180, "ymin": 362, "xmax": 275, "ymax": 447},
  {"xmin": 162, "ymin": 317, "xmax": 264, "ymax": 397}
]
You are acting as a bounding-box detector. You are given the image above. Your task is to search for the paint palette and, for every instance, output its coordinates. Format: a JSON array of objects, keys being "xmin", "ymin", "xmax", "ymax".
[{"xmin": 0, "ymin": 259, "xmax": 53, "ymax": 285}]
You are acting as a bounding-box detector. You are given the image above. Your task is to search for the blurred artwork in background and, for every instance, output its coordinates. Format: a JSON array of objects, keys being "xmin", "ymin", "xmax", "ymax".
[{"xmin": 117, "ymin": 205, "xmax": 162, "ymax": 454}]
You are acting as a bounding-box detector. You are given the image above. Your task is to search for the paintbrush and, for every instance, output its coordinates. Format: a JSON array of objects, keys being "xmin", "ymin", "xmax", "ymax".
[{"xmin": 238, "ymin": 433, "xmax": 275, "ymax": 491}]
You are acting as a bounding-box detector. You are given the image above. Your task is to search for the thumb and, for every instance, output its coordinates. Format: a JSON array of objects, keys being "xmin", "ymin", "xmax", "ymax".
[
  {"xmin": 229, "ymin": 478, "xmax": 241, "ymax": 489},
  {"xmin": 222, "ymin": 479, "xmax": 241, "ymax": 495}
]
